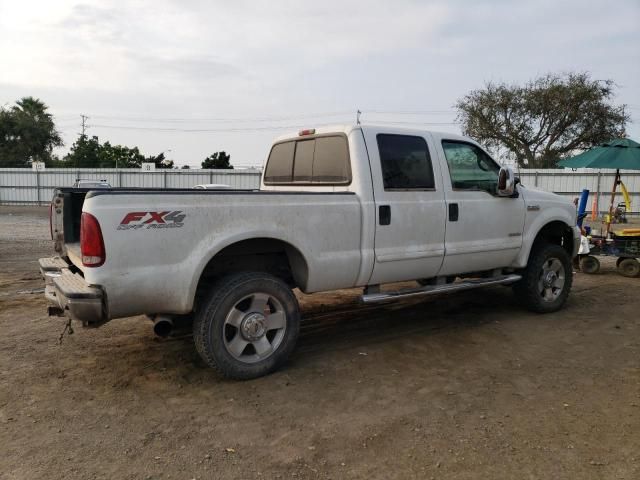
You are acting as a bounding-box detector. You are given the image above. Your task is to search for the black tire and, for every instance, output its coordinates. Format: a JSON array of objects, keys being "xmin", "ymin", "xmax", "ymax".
[
  {"xmin": 580, "ymin": 255, "xmax": 601, "ymax": 274},
  {"xmin": 514, "ymin": 243, "xmax": 573, "ymax": 313},
  {"xmin": 193, "ymin": 271, "xmax": 300, "ymax": 380},
  {"xmin": 617, "ymin": 258, "xmax": 640, "ymax": 278}
]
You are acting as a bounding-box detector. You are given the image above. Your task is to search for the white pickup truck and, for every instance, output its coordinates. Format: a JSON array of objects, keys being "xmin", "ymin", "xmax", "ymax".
[{"xmin": 41, "ymin": 125, "xmax": 580, "ymax": 379}]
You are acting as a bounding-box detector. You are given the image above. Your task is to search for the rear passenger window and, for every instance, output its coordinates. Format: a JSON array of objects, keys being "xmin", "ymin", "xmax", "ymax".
[
  {"xmin": 264, "ymin": 135, "xmax": 351, "ymax": 184},
  {"xmin": 293, "ymin": 140, "xmax": 314, "ymax": 182},
  {"xmin": 313, "ymin": 136, "xmax": 350, "ymax": 183},
  {"xmin": 263, "ymin": 141, "xmax": 295, "ymax": 183},
  {"xmin": 377, "ymin": 134, "xmax": 435, "ymax": 190}
]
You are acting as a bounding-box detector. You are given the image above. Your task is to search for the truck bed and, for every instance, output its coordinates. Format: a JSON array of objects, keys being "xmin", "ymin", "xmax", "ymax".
[{"xmin": 54, "ymin": 187, "xmax": 365, "ymax": 321}]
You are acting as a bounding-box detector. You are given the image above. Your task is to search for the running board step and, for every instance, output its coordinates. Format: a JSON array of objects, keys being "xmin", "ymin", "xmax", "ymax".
[{"xmin": 360, "ymin": 274, "xmax": 522, "ymax": 304}]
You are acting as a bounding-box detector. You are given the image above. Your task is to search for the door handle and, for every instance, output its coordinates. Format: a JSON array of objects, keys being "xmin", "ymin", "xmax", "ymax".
[
  {"xmin": 448, "ymin": 203, "xmax": 459, "ymax": 222},
  {"xmin": 379, "ymin": 205, "xmax": 391, "ymax": 225}
]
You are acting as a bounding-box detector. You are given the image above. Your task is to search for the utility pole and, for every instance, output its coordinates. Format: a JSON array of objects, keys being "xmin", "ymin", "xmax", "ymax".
[
  {"xmin": 77, "ymin": 115, "xmax": 89, "ymax": 169},
  {"xmin": 80, "ymin": 115, "xmax": 89, "ymax": 137}
]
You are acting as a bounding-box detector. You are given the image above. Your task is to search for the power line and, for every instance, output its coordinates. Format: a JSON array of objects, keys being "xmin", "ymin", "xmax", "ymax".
[
  {"xmin": 354, "ymin": 120, "xmax": 459, "ymax": 126},
  {"xmin": 364, "ymin": 110, "xmax": 455, "ymax": 115},
  {"xmin": 74, "ymin": 111, "xmax": 355, "ymax": 124},
  {"xmin": 51, "ymin": 109, "xmax": 458, "ymax": 124},
  {"xmin": 86, "ymin": 118, "xmax": 459, "ymax": 133},
  {"xmin": 53, "ymin": 109, "xmax": 465, "ymax": 137},
  {"xmin": 88, "ymin": 123, "xmax": 331, "ymax": 133}
]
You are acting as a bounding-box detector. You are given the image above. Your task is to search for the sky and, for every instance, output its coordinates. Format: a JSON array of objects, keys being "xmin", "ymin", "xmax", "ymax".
[{"xmin": 1, "ymin": 0, "xmax": 639, "ymax": 168}]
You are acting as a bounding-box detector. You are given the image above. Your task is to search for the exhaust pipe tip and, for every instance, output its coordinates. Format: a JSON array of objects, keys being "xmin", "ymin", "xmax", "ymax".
[
  {"xmin": 153, "ymin": 316, "xmax": 174, "ymax": 338},
  {"xmin": 48, "ymin": 306, "xmax": 65, "ymax": 317}
]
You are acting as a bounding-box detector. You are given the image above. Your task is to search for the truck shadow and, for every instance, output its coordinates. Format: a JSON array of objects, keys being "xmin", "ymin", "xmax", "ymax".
[
  {"xmin": 97, "ymin": 285, "xmax": 526, "ymax": 385},
  {"xmin": 294, "ymin": 286, "xmax": 519, "ymax": 356}
]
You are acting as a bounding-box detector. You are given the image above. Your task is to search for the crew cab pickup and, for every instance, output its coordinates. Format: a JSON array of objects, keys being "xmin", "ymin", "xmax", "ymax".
[{"xmin": 41, "ymin": 125, "xmax": 580, "ymax": 379}]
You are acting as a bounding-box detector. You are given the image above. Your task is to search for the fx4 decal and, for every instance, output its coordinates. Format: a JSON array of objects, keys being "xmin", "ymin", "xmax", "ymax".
[{"xmin": 117, "ymin": 211, "xmax": 186, "ymax": 230}]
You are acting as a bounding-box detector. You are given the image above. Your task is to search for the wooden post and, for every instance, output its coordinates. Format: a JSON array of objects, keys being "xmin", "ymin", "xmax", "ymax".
[
  {"xmin": 604, "ymin": 169, "xmax": 620, "ymax": 237},
  {"xmin": 36, "ymin": 168, "xmax": 41, "ymax": 205},
  {"xmin": 595, "ymin": 170, "xmax": 601, "ymax": 217}
]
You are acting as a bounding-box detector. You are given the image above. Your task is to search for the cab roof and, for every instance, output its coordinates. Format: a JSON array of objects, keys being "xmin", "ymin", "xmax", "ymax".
[{"xmin": 273, "ymin": 124, "xmax": 470, "ymax": 144}]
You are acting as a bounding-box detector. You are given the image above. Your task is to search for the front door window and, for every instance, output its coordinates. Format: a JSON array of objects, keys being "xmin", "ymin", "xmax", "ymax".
[{"xmin": 441, "ymin": 141, "xmax": 500, "ymax": 194}]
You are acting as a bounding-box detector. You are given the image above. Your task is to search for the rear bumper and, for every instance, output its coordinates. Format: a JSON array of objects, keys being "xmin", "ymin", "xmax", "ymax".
[{"xmin": 39, "ymin": 257, "xmax": 105, "ymax": 327}]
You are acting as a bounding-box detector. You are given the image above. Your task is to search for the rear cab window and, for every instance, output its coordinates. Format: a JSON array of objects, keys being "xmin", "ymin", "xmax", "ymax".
[
  {"xmin": 264, "ymin": 134, "xmax": 351, "ymax": 185},
  {"xmin": 264, "ymin": 142, "xmax": 296, "ymax": 183}
]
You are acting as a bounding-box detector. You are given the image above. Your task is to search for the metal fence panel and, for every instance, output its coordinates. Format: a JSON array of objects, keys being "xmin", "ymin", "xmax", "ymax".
[
  {"xmin": 517, "ymin": 169, "xmax": 640, "ymax": 214},
  {"xmin": 1, "ymin": 168, "xmax": 638, "ymax": 213},
  {"xmin": 0, "ymin": 168, "xmax": 262, "ymax": 205}
]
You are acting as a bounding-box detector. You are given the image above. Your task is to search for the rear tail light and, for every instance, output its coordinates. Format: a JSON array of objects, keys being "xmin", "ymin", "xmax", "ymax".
[
  {"xmin": 80, "ymin": 212, "xmax": 105, "ymax": 267},
  {"xmin": 298, "ymin": 128, "xmax": 316, "ymax": 136}
]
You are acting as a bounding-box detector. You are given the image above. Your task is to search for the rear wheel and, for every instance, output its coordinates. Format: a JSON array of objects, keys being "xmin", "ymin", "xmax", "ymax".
[
  {"xmin": 514, "ymin": 243, "xmax": 572, "ymax": 313},
  {"xmin": 193, "ymin": 272, "xmax": 300, "ymax": 379},
  {"xmin": 617, "ymin": 258, "xmax": 640, "ymax": 278},
  {"xmin": 580, "ymin": 255, "xmax": 601, "ymax": 274}
]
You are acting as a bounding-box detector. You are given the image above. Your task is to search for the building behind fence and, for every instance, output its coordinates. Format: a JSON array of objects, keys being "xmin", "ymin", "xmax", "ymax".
[{"xmin": 1, "ymin": 168, "xmax": 639, "ymax": 214}]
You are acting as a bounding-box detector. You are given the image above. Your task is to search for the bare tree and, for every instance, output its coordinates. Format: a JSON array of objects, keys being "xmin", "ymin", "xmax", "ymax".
[{"xmin": 456, "ymin": 73, "xmax": 629, "ymax": 168}]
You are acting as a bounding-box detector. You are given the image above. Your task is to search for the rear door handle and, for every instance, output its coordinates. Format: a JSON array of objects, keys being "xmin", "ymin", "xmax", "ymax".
[
  {"xmin": 449, "ymin": 203, "xmax": 459, "ymax": 222},
  {"xmin": 379, "ymin": 205, "xmax": 391, "ymax": 225}
]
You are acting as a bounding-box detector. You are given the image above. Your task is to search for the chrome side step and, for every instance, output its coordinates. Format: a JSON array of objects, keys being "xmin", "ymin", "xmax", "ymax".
[{"xmin": 360, "ymin": 274, "xmax": 522, "ymax": 304}]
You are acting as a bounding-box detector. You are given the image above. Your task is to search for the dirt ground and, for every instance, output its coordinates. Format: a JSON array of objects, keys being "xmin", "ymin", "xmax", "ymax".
[{"xmin": 0, "ymin": 205, "xmax": 638, "ymax": 480}]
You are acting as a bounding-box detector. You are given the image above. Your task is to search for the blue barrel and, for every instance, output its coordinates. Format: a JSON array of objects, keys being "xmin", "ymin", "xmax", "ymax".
[{"xmin": 577, "ymin": 189, "xmax": 589, "ymax": 227}]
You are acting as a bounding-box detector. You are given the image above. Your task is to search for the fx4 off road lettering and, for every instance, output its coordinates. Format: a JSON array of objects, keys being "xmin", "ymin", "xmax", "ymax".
[{"xmin": 117, "ymin": 211, "xmax": 186, "ymax": 230}]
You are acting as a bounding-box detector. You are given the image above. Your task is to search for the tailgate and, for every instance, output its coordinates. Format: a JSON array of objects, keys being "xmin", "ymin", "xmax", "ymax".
[{"xmin": 51, "ymin": 188, "xmax": 91, "ymax": 258}]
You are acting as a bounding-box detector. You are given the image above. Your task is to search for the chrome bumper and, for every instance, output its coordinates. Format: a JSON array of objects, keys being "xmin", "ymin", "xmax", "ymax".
[{"xmin": 39, "ymin": 257, "xmax": 105, "ymax": 327}]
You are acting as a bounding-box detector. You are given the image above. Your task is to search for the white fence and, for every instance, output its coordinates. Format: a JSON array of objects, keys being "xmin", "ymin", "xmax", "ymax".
[
  {"xmin": 0, "ymin": 168, "xmax": 262, "ymax": 204},
  {"xmin": 517, "ymin": 169, "xmax": 640, "ymax": 214},
  {"xmin": 0, "ymin": 168, "xmax": 639, "ymax": 213}
]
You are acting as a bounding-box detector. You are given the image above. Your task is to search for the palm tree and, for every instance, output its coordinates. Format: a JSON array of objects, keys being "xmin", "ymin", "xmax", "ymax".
[{"xmin": 0, "ymin": 97, "xmax": 63, "ymax": 167}]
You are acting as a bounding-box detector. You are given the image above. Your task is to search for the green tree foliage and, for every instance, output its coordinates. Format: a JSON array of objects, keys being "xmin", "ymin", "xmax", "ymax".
[
  {"xmin": 201, "ymin": 151, "xmax": 233, "ymax": 169},
  {"xmin": 63, "ymin": 135, "xmax": 102, "ymax": 167},
  {"xmin": 0, "ymin": 97, "xmax": 63, "ymax": 167},
  {"xmin": 62, "ymin": 136, "xmax": 174, "ymax": 168},
  {"xmin": 456, "ymin": 72, "xmax": 629, "ymax": 168}
]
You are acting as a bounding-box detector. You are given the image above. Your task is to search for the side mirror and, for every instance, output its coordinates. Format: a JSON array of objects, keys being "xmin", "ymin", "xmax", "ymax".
[{"xmin": 497, "ymin": 167, "xmax": 516, "ymax": 197}]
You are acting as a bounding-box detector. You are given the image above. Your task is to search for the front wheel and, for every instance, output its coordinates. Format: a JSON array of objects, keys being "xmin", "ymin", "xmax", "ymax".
[
  {"xmin": 193, "ymin": 272, "xmax": 300, "ymax": 379},
  {"xmin": 514, "ymin": 243, "xmax": 573, "ymax": 313}
]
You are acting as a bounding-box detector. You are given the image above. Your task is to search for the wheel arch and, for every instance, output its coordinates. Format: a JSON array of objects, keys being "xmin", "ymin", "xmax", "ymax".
[
  {"xmin": 189, "ymin": 236, "xmax": 310, "ymax": 311},
  {"xmin": 515, "ymin": 218, "xmax": 577, "ymax": 268}
]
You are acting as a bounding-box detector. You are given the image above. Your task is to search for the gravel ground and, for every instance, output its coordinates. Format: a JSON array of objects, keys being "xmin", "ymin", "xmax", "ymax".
[{"xmin": 0, "ymin": 205, "xmax": 639, "ymax": 480}]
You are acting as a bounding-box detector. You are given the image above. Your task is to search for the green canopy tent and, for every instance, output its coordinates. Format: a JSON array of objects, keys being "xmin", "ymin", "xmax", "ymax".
[{"xmin": 557, "ymin": 138, "xmax": 640, "ymax": 235}]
